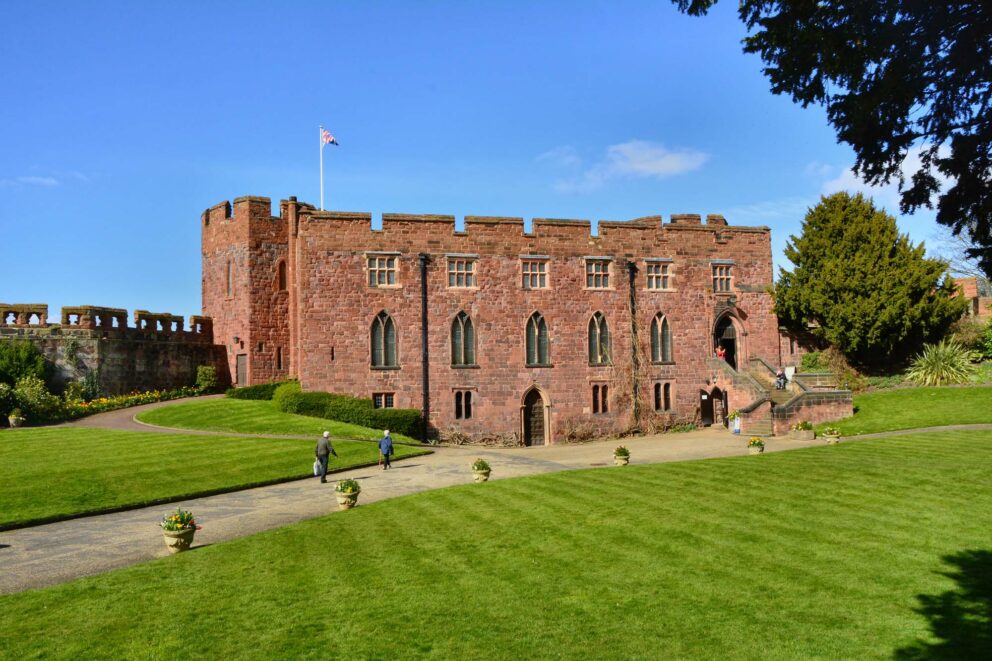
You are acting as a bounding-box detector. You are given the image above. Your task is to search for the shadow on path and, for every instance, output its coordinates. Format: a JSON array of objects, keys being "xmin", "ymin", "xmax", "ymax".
[{"xmin": 894, "ymin": 549, "xmax": 992, "ymax": 659}]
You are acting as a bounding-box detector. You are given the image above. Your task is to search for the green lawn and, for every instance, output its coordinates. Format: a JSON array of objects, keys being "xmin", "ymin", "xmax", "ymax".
[
  {"xmin": 0, "ymin": 427, "xmax": 428, "ymax": 529},
  {"xmin": 137, "ymin": 397, "xmax": 419, "ymax": 443},
  {"xmin": 819, "ymin": 384, "xmax": 992, "ymax": 436},
  {"xmin": 2, "ymin": 432, "xmax": 990, "ymax": 658}
]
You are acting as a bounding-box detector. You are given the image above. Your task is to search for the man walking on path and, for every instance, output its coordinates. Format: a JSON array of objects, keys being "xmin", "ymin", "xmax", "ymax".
[
  {"xmin": 315, "ymin": 431, "xmax": 337, "ymax": 483},
  {"xmin": 379, "ymin": 430, "xmax": 393, "ymax": 470}
]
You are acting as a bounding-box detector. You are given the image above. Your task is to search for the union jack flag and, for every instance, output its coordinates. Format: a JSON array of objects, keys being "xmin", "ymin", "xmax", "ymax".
[{"xmin": 321, "ymin": 128, "xmax": 339, "ymax": 146}]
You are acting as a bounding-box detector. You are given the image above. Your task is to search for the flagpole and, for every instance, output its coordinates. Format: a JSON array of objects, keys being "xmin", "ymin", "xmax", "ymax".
[{"xmin": 318, "ymin": 125, "xmax": 325, "ymax": 210}]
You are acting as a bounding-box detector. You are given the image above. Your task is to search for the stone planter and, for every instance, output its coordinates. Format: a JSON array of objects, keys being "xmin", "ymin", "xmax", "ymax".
[
  {"xmin": 790, "ymin": 430, "xmax": 815, "ymax": 441},
  {"xmin": 824, "ymin": 435, "xmax": 840, "ymax": 445},
  {"xmin": 335, "ymin": 490, "xmax": 360, "ymax": 509},
  {"xmin": 162, "ymin": 528, "xmax": 196, "ymax": 554},
  {"xmin": 613, "ymin": 455, "xmax": 630, "ymax": 466},
  {"xmin": 8, "ymin": 416, "xmax": 25, "ymax": 428},
  {"xmin": 472, "ymin": 469, "xmax": 491, "ymax": 483},
  {"xmin": 748, "ymin": 445, "xmax": 765, "ymax": 455}
]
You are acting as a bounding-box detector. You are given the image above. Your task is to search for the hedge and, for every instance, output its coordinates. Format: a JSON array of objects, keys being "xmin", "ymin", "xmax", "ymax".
[
  {"xmin": 227, "ymin": 380, "xmax": 297, "ymax": 401},
  {"xmin": 273, "ymin": 384, "xmax": 423, "ymax": 438}
]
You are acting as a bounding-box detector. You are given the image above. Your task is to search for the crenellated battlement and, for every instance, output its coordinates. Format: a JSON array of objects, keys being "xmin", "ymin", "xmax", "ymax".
[{"xmin": 0, "ymin": 304, "xmax": 214, "ymax": 342}]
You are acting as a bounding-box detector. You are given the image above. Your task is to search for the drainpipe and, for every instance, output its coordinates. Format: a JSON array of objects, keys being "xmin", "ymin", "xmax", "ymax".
[
  {"xmin": 627, "ymin": 261, "xmax": 641, "ymax": 428},
  {"xmin": 418, "ymin": 253, "xmax": 430, "ymax": 443}
]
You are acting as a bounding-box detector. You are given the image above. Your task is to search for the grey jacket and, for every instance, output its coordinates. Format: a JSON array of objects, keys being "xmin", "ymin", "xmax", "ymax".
[{"xmin": 315, "ymin": 437, "xmax": 336, "ymax": 458}]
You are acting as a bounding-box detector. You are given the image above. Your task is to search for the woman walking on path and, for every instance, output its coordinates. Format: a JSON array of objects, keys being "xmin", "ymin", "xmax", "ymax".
[{"xmin": 379, "ymin": 430, "xmax": 393, "ymax": 470}]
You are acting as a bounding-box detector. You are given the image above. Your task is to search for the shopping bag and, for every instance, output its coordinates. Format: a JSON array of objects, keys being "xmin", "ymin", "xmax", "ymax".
[{"xmin": 313, "ymin": 459, "xmax": 321, "ymax": 476}]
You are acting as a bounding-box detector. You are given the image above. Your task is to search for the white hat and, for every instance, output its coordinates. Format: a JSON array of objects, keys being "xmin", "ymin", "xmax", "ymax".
[{"xmin": 322, "ymin": 431, "xmax": 330, "ymax": 438}]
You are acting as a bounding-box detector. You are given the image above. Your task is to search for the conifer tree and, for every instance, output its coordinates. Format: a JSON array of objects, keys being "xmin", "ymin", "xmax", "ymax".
[{"xmin": 775, "ymin": 193, "xmax": 967, "ymax": 368}]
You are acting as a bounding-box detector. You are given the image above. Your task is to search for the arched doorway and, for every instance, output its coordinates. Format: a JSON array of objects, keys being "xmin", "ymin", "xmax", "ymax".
[
  {"xmin": 714, "ymin": 316, "xmax": 738, "ymax": 370},
  {"xmin": 522, "ymin": 388, "xmax": 546, "ymax": 446},
  {"xmin": 699, "ymin": 389, "xmax": 714, "ymax": 427}
]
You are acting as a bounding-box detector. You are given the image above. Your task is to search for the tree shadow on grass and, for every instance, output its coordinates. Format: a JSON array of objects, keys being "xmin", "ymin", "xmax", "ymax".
[{"xmin": 894, "ymin": 549, "xmax": 992, "ymax": 659}]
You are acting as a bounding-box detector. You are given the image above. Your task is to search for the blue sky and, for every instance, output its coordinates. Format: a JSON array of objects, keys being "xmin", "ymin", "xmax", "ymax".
[{"xmin": 1, "ymin": 1, "xmax": 943, "ymax": 320}]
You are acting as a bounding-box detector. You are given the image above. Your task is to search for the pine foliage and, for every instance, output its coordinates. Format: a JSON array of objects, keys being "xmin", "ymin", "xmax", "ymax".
[{"xmin": 775, "ymin": 193, "xmax": 967, "ymax": 368}]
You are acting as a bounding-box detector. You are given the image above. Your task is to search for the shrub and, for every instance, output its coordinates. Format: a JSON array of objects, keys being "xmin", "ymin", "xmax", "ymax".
[
  {"xmin": 800, "ymin": 352, "xmax": 823, "ymax": 371},
  {"xmin": 272, "ymin": 384, "xmax": 423, "ymax": 437},
  {"xmin": 948, "ymin": 317, "xmax": 986, "ymax": 351},
  {"xmin": 227, "ymin": 379, "xmax": 296, "ymax": 401},
  {"xmin": 81, "ymin": 369, "xmax": 102, "ymax": 401},
  {"xmin": 614, "ymin": 445, "xmax": 630, "ymax": 457},
  {"xmin": 0, "ymin": 340, "xmax": 50, "ymax": 387},
  {"xmin": 195, "ymin": 365, "xmax": 220, "ymax": 394},
  {"xmin": 981, "ymin": 319, "xmax": 992, "ymax": 361},
  {"xmin": 0, "ymin": 383, "xmax": 16, "ymax": 418},
  {"xmin": 907, "ymin": 340, "xmax": 977, "ymax": 386},
  {"xmin": 13, "ymin": 375, "xmax": 62, "ymax": 423},
  {"xmin": 471, "ymin": 458, "xmax": 491, "ymax": 472},
  {"xmin": 63, "ymin": 381, "xmax": 87, "ymax": 404}
]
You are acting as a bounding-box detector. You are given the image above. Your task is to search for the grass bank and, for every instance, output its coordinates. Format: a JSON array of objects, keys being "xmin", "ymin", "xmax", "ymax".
[
  {"xmin": 1, "ymin": 432, "xmax": 989, "ymax": 658},
  {"xmin": 819, "ymin": 384, "xmax": 992, "ymax": 436},
  {"xmin": 136, "ymin": 398, "xmax": 420, "ymax": 443},
  {"xmin": 0, "ymin": 427, "xmax": 428, "ymax": 529}
]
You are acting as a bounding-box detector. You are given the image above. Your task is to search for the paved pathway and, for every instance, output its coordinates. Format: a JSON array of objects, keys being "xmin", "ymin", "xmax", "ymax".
[{"xmin": 3, "ymin": 401, "xmax": 984, "ymax": 595}]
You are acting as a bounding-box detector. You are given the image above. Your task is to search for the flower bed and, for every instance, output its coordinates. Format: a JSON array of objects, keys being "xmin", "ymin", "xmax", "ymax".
[{"xmin": 62, "ymin": 387, "xmax": 200, "ymax": 420}]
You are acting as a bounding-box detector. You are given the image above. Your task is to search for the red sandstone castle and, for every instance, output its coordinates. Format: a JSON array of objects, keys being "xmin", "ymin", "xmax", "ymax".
[{"xmin": 203, "ymin": 196, "xmax": 848, "ymax": 444}]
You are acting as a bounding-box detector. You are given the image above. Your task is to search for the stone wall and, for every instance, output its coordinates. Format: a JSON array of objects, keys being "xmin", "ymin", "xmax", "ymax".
[
  {"xmin": 204, "ymin": 196, "xmax": 791, "ymax": 443},
  {"xmin": 0, "ymin": 304, "xmax": 227, "ymax": 395}
]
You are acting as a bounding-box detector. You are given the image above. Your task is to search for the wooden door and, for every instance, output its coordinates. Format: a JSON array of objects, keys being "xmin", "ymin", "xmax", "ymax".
[
  {"xmin": 236, "ymin": 354, "xmax": 247, "ymax": 386},
  {"xmin": 523, "ymin": 389, "xmax": 545, "ymax": 446}
]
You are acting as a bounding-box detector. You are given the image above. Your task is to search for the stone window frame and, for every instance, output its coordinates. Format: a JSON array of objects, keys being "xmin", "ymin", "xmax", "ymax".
[
  {"xmin": 711, "ymin": 260, "xmax": 734, "ymax": 294},
  {"xmin": 454, "ymin": 390, "xmax": 474, "ymax": 419},
  {"xmin": 372, "ymin": 392, "xmax": 395, "ymax": 409},
  {"xmin": 446, "ymin": 254, "xmax": 479, "ymax": 289},
  {"xmin": 584, "ymin": 256, "xmax": 613, "ymax": 290},
  {"xmin": 650, "ymin": 313, "xmax": 674, "ymax": 364},
  {"xmin": 276, "ymin": 347, "xmax": 284, "ymax": 371},
  {"xmin": 591, "ymin": 382, "xmax": 610, "ymax": 414},
  {"xmin": 276, "ymin": 260, "xmax": 288, "ymax": 292},
  {"xmin": 226, "ymin": 260, "xmax": 233, "ymax": 298},
  {"xmin": 451, "ymin": 311, "xmax": 477, "ymax": 367},
  {"xmin": 525, "ymin": 311, "xmax": 551, "ymax": 367},
  {"xmin": 520, "ymin": 255, "xmax": 550, "ymax": 290},
  {"xmin": 645, "ymin": 258, "xmax": 674, "ymax": 291},
  {"xmin": 588, "ymin": 311, "xmax": 611, "ymax": 366},
  {"xmin": 370, "ymin": 310, "xmax": 399, "ymax": 368},
  {"xmin": 654, "ymin": 381, "xmax": 673, "ymax": 412},
  {"xmin": 366, "ymin": 251, "xmax": 401, "ymax": 289}
]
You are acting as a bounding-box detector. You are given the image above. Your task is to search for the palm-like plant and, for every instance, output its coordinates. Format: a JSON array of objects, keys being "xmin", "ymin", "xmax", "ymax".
[{"xmin": 907, "ymin": 340, "xmax": 977, "ymax": 386}]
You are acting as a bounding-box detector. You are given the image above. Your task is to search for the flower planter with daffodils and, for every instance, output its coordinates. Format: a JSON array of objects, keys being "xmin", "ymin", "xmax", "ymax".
[
  {"xmin": 727, "ymin": 409, "xmax": 742, "ymax": 435},
  {"xmin": 747, "ymin": 437, "xmax": 765, "ymax": 455},
  {"xmin": 160, "ymin": 507, "xmax": 198, "ymax": 554},
  {"xmin": 335, "ymin": 479, "xmax": 361, "ymax": 509},
  {"xmin": 471, "ymin": 458, "xmax": 491, "ymax": 482},
  {"xmin": 613, "ymin": 445, "xmax": 630, "ymax": 466},
  {"xmin": 790, "ymin": 420, "xmax": 815, "ymax": 441},
  {"xmin": 8, "ymin": 408, "xmax": 26, "ymax": 428},
  {"xmin": 823, "ymin": 427, "xmax": 841, "ymax": 445}
]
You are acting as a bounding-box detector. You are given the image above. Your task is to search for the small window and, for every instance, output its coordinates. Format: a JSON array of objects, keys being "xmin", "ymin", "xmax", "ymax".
[
  {"xmin": 789, "ymin": 336, "xmax": 796, "ymax": 355},
  {"xmin": 371, "ymin": 311, "xmax": 398, "ymax": 367},
  {"xmin": 447, "ymin": 259, "xmax": 476, "ymax": 288},
  {"xmin": 588, "ymin": 312, "xmax": 611, "ymax": 365},
  {"xmin": 592, "ymin": 384, "xmax": 609, "ymax": 414},
  {"xmin": 522, "ymin": 259, "xmax": 548, "ymax": 289},
  {"xmin": 526, "ymin": 312, "xmax": 550, "ymax": 366},
  {"xmin": 368, "ymin": 256, "xmax": 398, "ymax": 287},
  {"xmin": 655, "ymin": 382, "xmax": 672, "ymax": 411},
  {"xmin": 451, "ymin": 312, "xmax": 476, "ymax": 366},
  {"xmin": 226, "ymin": 260, "xmax": 233, "ymax": 297},
  {"xmin": 712, "ymin": 264, "xmax": 732, "ymax": 293},
  {"xmin": 646, "ymin": 262, "xmax": 671, "ymax": 290},
  {"xmin": 585, "ymin": 260, "xmax": 610, "ymax": 289},
  {"xmin": 455, "ymin": 390, "xmax": 473, "ymax": 419},
  {"xmin": 276, "ymin": 347, "xmax": 284, "ymax": 370},
  {"xmin": 277, "ymin": 261, "xmax": 287, "ymax": 291},
  {"xmin": 651, "ymin": 313, "xmax": 673, "ymax": 363},
  {"xmin": 373, "ymin": 393, "xmax": 395, "ymax": 409}
]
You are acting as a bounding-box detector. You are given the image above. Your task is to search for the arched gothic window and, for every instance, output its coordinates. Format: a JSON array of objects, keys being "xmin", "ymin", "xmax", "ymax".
[
  {"xmin": 651, "ymin": 313, "xmax": 672, "ymax": 363},
  {"xmin": 588, "ymin": 312, "xmax": 611, "ymax": 365},
  {"xmin": 371, "ymin": 311, "xmax": 397, "ymax": 367},
  {"xmin": 526, "ymin": 312, "xmax": 550, "ymax": 366},
  {"xmin": 451, "ymin": 312, "xmax": 476, "ymax": 366}
]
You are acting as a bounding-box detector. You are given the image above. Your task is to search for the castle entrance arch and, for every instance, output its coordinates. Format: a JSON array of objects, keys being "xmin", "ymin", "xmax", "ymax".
[
  {"xmin": 522, "ymin": 387, "xmax": 547, "ymax": 446},
  {"xmin": 714, "ymin": 316, "xmax": 739, "ymax": 370}
]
